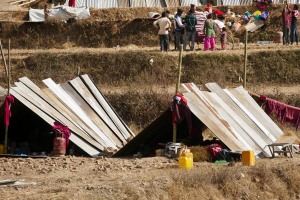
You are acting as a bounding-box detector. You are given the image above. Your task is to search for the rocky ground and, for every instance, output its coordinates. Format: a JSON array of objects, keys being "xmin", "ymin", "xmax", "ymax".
[{"xmin": 1, "ymin": 155, "xmax": 300, "ymax": 200}]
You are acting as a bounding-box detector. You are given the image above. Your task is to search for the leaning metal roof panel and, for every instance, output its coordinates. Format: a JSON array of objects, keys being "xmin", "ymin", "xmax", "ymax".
[{"xmin": 182, "ymin": 83, "xmax": 284, "ymax": 156}]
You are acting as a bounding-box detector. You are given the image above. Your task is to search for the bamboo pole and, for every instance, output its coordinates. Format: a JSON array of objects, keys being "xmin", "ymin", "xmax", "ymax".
[
  {"xmin": 0, "ymin": 40, "xmax": 8, "ymax": 78},
  {"xmin": 243, "ymin": 30, "xmax": 248, "ymax": 89},
  {"xmin": 173, "ymin": 44, "xmax": 183, "ymax": 143}
]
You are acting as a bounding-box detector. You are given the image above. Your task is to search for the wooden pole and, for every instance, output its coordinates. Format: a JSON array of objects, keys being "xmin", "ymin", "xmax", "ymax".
[
  {"xmin": 173, "ymin": 44, "xmax": 183, "ymax": 143},
  {"xmin": 0, "ymin": 40, "xmax": 8, "ymax": 78},
  {"xmin": 243, "ymin": 30, "xmax": 248, "ymax": 89},
  {"xmin": 4, "ymin": 39, "xmax": 11, "ymax": 154}
]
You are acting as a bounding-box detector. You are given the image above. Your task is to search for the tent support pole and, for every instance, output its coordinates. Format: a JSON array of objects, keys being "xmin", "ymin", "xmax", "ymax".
[
  {"xmin": 173, "ymin": 44, "xmax": 183, "ymax": 143},
  {"xmin": 4, "ymin": 39, "xmax": 11, "ymax": 154},
  {"xmin": 243, "ymin": 29, "xmax": 247, "ymax": 89}
]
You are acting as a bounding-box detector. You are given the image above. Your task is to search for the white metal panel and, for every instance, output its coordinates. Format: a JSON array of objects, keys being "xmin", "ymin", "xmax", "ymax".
[
  {"xmin": 130, "ymin": 0, "xmax": 147, "ymax": 7},
  {"xmin": 43, "ymin": 78, "xmax": 118, "ymax": 149},
  {"xmin": 70, "ymin": 77, "xmax": 127, "ymax": 144},
  {"xmin": 205, "ymin": 83, "xmax": 278, "ymax": 156},
  {"xmin": 180, "ymin": 0, "xmax": 200, "ymax": 6},
  {"xmin": 14, "ymin": 81, "xmax": 104, "ymax": 151},
  {"xmin": 184, "ymin": 92, "xmax": 246, "ymax": 151},
  {"xmin": 11, "ymin": 87, "xmax": 101, "ymax": 157},
  {"xmin": 81, "ymin": 74, "xmax": 135, "ymax": 138},
  {"xmin": 228, "ymin": 87, "xmax": 284, "ymax": 139},
  {"xmin": 145, "ymin": 0, "xmax": 166, "ymax": 7},
  {"xmin": 182, "ymin": 83, "xmax": 269, "ymax": 156}
]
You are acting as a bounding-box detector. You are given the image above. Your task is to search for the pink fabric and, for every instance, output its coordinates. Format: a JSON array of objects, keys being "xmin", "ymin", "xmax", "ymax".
[
  {"xmin": 204, "ymin": 37, "xmax": 215, "ymax": 51},
  {"xmin": 68, "ymin": 0, "xmax": 76, "ymax": 7},
  {"xmin": 264, "ymin": 98, "xmax": 300, "ymax": 130},
  {"xmin": 52, "ymin": 121, "xmax": 71, "ymax": 145},
  {"xmin": 171, "ymin": 94, "xmax": 192, "ymax": 136},
  {"xmin": 4, "ymin": 95, "xmax": 14, "ymax": 127}
]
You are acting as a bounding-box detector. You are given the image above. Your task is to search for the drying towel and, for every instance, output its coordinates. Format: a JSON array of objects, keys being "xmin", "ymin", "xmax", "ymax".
[
  {"xmin": 68, "ymin": 0, "xmax": 76, "ymax": 7},
  {"xmin": 4, "ymin": 95, "xmax": 14, "ymax": 127},
  {"xmin": 171, "ymin": 94, "xmax": 192, "ymax": 135},
  {"xmin": 263, "ymin": 97, "xmax": 300, "ymax": 130},
  {"xmin": 52, "ymin": 121, "xmax": 71, "ymax": 145}
]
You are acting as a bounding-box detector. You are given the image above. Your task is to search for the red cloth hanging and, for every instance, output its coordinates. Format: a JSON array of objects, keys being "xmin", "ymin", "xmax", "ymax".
[
  {"xmin": 4, "ymin": 95, "xmax": 14, "ymax": 127},
  {"xmin": 68, "ymin": 0, "xmax": 76, "ymax": 7},
  {"xmin": 52, "ymin": 121, "xmax": 71, "ymax": 145},
  {"xmin": 263, "ymin": 97, "xmax": 300, "ymax": 130}
]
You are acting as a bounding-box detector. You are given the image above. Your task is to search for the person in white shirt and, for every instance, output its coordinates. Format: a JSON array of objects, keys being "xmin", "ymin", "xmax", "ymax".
[{"xmin": 153, "ymin": 12, "xmax": 172, "ymax": 52}]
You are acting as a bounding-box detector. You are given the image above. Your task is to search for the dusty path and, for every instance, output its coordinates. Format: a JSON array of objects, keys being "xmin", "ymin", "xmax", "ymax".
[{"xmin": 1, "ymin": 155, "xmax": 300, "ymax": 200}]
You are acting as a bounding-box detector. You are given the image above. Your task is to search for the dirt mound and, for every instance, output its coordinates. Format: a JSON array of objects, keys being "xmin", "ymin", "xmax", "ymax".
[
  {"xmin": 0, "ymin": 5, "xmax": 290, "ymax": 49},
  {"xmin": 2, "ymin": 156, "xmax": 300, "ymax": 199}
]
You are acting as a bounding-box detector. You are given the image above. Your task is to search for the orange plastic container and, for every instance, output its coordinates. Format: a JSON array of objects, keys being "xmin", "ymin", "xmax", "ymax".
[
  {"xmin": 179, "ymin": 148, "xmax": 193, "ymax": 170},
  {"xmin": 0, "ymin": 144, "xmax": 5, "ymax": 154},
  {"xmin": 242, "ymin": 150, "xmax": 255, "ymax": 166}
]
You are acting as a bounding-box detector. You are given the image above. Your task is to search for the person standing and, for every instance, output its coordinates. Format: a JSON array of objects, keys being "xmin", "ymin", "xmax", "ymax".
[
  {"xmin": 287, "ymin": 3, "xmax": 299, "ymax": 45},
  {"xmin": 203, "ymin": 14, "xmax": 216, "ymax": 51},
  {"xmin": 174, "ymin": 8, "xmax": 185, "ymax": 50},
  {"xmin": 184, "ymin": 9, "xmax": 197, "ymax": 51},
  {"xmin": 282, "ymin": 4, "xmax": 291, "ymax": 45},
  {"xmin": 153, "ymin": 12, "xmax": 172, "ymax": 52},
  {"xmin": 220, "ymin": 27, "xmax": 227, "ymax": 50}
]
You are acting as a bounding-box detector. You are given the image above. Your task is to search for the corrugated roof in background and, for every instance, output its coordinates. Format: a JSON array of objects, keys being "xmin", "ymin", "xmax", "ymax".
[
  {"xmin": 165, "ymin": 0, "xmax": 180, "ymax": 7},
  {"xmin": 99, "ymin": 0, "xmax": 119, "ymax": 8},
  {"xmin": 239, "ymin": 0, "xmax": 252, "ymax": 5},
  {"xmin": 180, "ymin": 0, "xmax": 201, "ymax": 6},
  {"xmin": 118, "ymin": 0, "xmax": 130, "ymax": 7},
  {"xmin": 222, "ymin": 0, "xmax": 240, "ymax": 5},
  {"xmin": 145, "ymin": 0, "xmax": 167, "ymax": 7},
  {"xmin": 130, "ymin": 0, "xmax": 147, "ymax": 7}
]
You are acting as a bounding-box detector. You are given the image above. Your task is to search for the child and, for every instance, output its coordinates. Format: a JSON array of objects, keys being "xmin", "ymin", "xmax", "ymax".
[
  {"xmin": 220, "ymin": 27, "xmax": 227, "ymax": 50},
  {"xmin": 203, "ymin": 14, "xmax": 216, "ymax": 51}
]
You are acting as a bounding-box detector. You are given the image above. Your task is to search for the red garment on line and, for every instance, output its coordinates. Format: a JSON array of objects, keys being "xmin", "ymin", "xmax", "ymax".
[
  {"xmin": 68, "ymin": 0, "xmax": 76, "ymax": 7},
  {"xmin": 264, "ymin": 97, "xmax": 300, "ymax": 130},
  {"xmin": 4, "ymin": 95, "xmax": 14, "ymax": 126}
]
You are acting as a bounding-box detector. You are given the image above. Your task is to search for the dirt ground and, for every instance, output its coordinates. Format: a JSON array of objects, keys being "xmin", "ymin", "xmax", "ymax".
[
  {"xmin": 1, "ymin": 155, "xmax": 300, "ymax": 200},
  {"xmin": 0, "ymin": 3, "xmax": 300, "ymax": 199}
]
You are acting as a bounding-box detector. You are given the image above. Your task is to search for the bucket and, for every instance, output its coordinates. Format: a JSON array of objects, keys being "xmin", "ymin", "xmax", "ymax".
[
  {"xmin": 275, "ymin": 31, "xmax": 283, "ymax": 44},
  {"xmin": 164, "ymin": 142, "xmax": 182, "ymax": 158},
  {"xmin": 242, "ymin": 150, "xmax": 255, "ymax": 166},
  {"xmin": 178, "ymin": 146, "xmax": 193, "ymax": 170},
  {"xmin": 0, "ymin": 144, "xmax": 5, "ymax": 154}
]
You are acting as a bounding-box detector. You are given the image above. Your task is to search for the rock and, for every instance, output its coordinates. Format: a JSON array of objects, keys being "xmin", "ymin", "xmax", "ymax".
[{"xmin": 15, "ymin": 171, "xmax": 22, "ymax": 176}]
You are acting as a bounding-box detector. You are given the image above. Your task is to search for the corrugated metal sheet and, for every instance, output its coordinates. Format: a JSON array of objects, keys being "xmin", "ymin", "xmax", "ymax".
[
  {"xmin": 65, "ymin": 0, "xmax": 119, "ymax": 8},
  {"xmin": 118, "ymin": 0, "xmax": 130, "ymax": 7},
  {"xmin": 145, "ymin": 0, "xmax": 167, "ymax": 7},
  {"xmin": 130, "ymin": 0, "xmax": 147, "ymax": 7},
  {"xmin": 165, "ymin": 0, "xmax": 180, "ymax": 7},
  {"xmin": 10, "ymin": 75, "xmax": 134, "ymax": 157},
  {"xmin": 222, "ymin": 0, "xmax": 240, "ymax": 5},
  {"xmin": 180, "ymin": 0, "xmax": 201, "ymax": 6},
  {"xmin": 204, "ymin": 83, "xmax": 283, "ymax": 156},
  {"xmin": 239, "ymin": 0, "xmax": 252, "ymax": 5}
]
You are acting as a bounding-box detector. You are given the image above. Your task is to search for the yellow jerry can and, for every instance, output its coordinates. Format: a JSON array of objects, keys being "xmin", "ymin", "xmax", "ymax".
[
  {"xmin": 178, "ymin": 146, "xmax": 193, "ymax": 170},
  {"xmin": 242, "ymin": 150, "xmax": 255, "ymax": 166}
]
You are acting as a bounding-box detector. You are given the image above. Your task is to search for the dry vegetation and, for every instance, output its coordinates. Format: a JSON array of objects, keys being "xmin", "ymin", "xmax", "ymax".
[{"xmin": 2, "ymin": 156, "xmax": 300, "ymax": 200}]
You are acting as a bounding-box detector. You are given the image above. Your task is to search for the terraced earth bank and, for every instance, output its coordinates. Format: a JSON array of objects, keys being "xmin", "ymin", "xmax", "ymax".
[{"xmin": 0, "ymin": 1, "xmax": 299, "ymax": 199}]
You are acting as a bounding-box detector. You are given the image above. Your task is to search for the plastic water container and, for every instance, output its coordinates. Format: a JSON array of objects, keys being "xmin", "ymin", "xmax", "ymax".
[
  {"xmin": 0, "ymin": 144, "xmax": 5, "ymax": 154},
  {"xmin": 179, "ymin": 148, "xmax": 193, "ymax": 170},
  {"xmin": 242, "ymin": 150, "xmax": 255, "ymax": 166}
]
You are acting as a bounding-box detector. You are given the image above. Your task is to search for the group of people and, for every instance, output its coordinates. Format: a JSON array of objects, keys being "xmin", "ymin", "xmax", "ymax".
[
  {"xmin": 282, "ymin": 2, "xmax": 299, "ymax": 45},
  {"xmin": 153, "ymin": 4, "xmax": 227, "ymax": 52}
]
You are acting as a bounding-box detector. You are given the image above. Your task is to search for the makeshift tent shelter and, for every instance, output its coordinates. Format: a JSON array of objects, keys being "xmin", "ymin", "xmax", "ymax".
[
  {"xmin": 116, "ymin": 83, "xmax": 284, "ymax": 157},
  {"xmin": 0, "ymin": 75, "xmax": 134, "ymax": 157}
]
